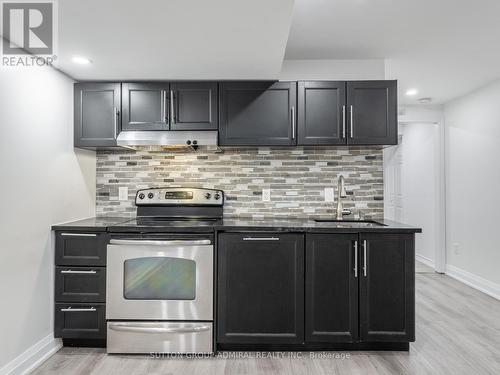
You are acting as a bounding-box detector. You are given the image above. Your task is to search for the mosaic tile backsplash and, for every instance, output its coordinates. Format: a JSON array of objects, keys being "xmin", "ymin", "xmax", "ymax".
[{"xmin": 96, "ymin": 147, "xmax": 384, "ymax": 219}]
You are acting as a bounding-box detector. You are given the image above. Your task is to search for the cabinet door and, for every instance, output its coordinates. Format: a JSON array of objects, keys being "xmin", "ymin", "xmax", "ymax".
[
  {"xmin": 219, "ymin": 81, "xmax": 297, "ymax": 146},
  {"xmin": 74, "ymin": 82, "xmax": 120, "ymax": 147},
  {"xmin": 298, "ymin": 81, "xmax": 347, "ymax": 145},
  {"xmin": 347, "ymin": 80, "xmax": 397, "ymax": 145},
  {"xmin": 121, "ymin": 83, "xmax": 169, "ymax": 131},
  {"xmin": 359, "ymin": 233, "xmax": 415, "ymax": 342},
  {"xmin": 305, "ymin": 234, "xmax": 358, "ymax": 343},
  {"xmin": 217, "ymin": 233, "xmax": 304, "ymax": 344},
  {"xmin": 170, "ymin": 82, "xmax": 218, "ymax": 130}
]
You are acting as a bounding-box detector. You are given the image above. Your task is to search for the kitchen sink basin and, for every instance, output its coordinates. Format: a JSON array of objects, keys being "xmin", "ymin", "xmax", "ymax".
[{"xmin": 313, "ymin": 219, "xmax": 387, "ymax": 227}]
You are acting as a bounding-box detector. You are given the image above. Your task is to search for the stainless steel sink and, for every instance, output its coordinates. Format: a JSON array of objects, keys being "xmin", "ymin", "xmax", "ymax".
[{"xmin": 313, "ymin": 219, "xmax": 386, "ymax": 227}]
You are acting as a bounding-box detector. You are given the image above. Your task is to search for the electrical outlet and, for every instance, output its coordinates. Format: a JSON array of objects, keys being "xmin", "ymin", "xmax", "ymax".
[
  {"xmin": 324, "ymin": 187, "xmax": 335, "ymax": 202},
  {"xmin": 262, "ymin": 188, "xmax": 271, "ymax": 202},
  {"xmin": 453, "ymin": 243, "xmax": 460, "ymax": 255},
  {"xmin": 118, "ymin": 187, "xmax": 128, "ymax": 201}
]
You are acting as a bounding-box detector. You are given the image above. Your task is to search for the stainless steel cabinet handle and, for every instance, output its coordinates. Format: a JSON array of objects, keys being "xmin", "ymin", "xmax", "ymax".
[
  {"xmin": 60, "ymin": 270, "xmax": 97, "ymax": 274},
  {"xmin": 291, "ymin": 106, "xmax": 296, "ymax": 139},
  {"xmin": 354, "ymin": 240, "xmax": 358, "ymax": 278},
  {"xmin": 60, "ymin": 307, "xmax": 96, "ymax": 312},
  {"xmin": 170, "ymin": 90, "xmax": 175, "ymax": 124},
  {"xmin": 161, "ymin": 90, "xmax": 167, "ymax": 124},
  {"xmin": 363, "ymin": 239, "xmax": 367, "ymax": 277},
  {"xmin": 342, "ymin": 105, "xmax": 346, "ymax": 138},
  {"xmin": 60, "ymin": 233, "xmax": 97, "ymax": 237},
  {"xmin": 109, "ymin": 239, "xmax": 211, "ymax": 246},
  {"xmin": 243, "ymin": 237, "xmax": 280, "ymax": 241},
  {"xmin": 350, "ymin": 105, "xmax": 354, "ymax": 138},
  {"xmin": 109, "ymin": 323, "xmax": 210, "ymax": 334},
  {"xmin": 113, "ymin": 107, "xmax": 118, "ymax": 137}
]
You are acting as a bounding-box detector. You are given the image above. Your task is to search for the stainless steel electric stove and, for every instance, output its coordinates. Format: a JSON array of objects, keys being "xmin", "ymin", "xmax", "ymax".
[{"xmin": 106, "ymin": 187, "xmax": 223, "ymax": 354}]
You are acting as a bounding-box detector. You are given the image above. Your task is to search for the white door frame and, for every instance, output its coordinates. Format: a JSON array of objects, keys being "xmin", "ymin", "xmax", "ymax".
[{"xmin": 397, "ymin": 106, "xmax": 446, "ymax": 273}]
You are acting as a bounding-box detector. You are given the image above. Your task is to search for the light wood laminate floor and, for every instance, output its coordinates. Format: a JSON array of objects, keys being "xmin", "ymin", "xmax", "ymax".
[{"xmin": 32, "ymin": 264, "xmax": 500, "ymax": 375}]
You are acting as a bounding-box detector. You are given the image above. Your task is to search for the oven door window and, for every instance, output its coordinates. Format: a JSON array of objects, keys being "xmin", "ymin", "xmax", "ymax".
[{"xmin": 123, "ymin": 257, "xmax": 196, "ymax": 300}]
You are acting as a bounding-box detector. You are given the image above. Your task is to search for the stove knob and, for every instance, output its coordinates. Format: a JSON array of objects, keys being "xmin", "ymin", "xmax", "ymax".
[
  {"xmin": 214, "ymin": 193, "xmax": 221, "ymax": 200},
  {"xmin": 204, "ymin": 193, "xmax": 211, "ymax": 199},
  {"xmin": 148, "ymin": 192, "xmax": 154, "ymax": 199},
  {"xmin": 138, "ymin": 193, "xmax": 145, "ymax": 200}
]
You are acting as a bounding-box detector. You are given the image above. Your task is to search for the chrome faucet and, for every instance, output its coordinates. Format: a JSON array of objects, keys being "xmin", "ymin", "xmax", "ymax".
[{"xmin": 336, "ymin": 175, "xmax": 348, "ymax": 220}]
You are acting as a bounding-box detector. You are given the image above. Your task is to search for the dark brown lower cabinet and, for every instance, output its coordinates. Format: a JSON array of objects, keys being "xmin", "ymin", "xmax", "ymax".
[
  {"xmin": 54, "ymin": 231, "xmax": 109, "ymax": 343},
  {"xmin": 217, "ymin": 231, "xmax": 415, "ymax": 349},
  {"xmin": 305, "ymin": 233, "xmax": 358, "ymax": 343},
  {"xmin": 217, "ymin": 233, "xmax": 304, "ymax": 344},
  {"xmin": 359, "ymin": 233, "xmax": 415, "ymax": 342}
]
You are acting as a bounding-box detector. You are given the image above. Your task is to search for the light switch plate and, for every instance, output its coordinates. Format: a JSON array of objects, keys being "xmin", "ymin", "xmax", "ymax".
[
  {"xmin": 325, "ymin": 187, "xmax": 335, "ymax": 202},
  {"xmin": 262, "ymin": 189, "xmax": 271, "ymax": 202},
  {"xmin": 119, "ymin": 187, "xmax": 128, "ymax": 201}
]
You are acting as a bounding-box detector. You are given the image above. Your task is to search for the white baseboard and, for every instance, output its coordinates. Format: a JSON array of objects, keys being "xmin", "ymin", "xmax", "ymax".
[
  {"xmin": 415, "ymin": 253, "xmax": 435, "ymax": 269},
  {"xmin": 446, "ymin": 264, "xmax": 500, "ymax": 301},
  {"xmin": 0, "ymin": 334, "xmax": 62, "ymax": 375}
]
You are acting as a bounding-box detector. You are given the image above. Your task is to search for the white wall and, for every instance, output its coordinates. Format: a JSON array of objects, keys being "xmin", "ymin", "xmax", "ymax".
[
  {"xmin": 0, "ymin": 67, "xmax": 96, "ymax": 374},
  {"xmin": 280, "ymin": 59, "xmax": 385, "ymax": 80},
  {"xmin": 444, "ymin": 80, "xmax": 500, "ymax": 290}
]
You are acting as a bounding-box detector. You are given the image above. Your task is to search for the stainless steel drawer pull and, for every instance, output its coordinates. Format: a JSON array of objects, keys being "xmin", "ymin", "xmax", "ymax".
[
  {"xmin": 60, "ymin": 307, "xmax": 96, "ymax": 312},
  {"xmin": 60, "ymin": 233, "xmax": 97, "ymax": 237},
  {"xmin": 243, "ymin": 237, "xmax": 280, "ymax": 241},
  {"xmin": 109, "ymin": 239, "xmax": 211, "ymax": 246},
  {"xmin": 109, "ymin": 323, "xmax": 210, "ymax": 334},
  {"xmin": 291, "ymin": 106, "xmax": 296, "ymax": 139},
  {"xmin": 363, "ymin": 239, "xmax": 367, "ymax": 277},
  {"xmin": 354, "ymin": 240, "xmax": 358, "ymax": 278},
  {"xmin": 60, "ymin": 270, "xmax": 97, "ymax": 274}
]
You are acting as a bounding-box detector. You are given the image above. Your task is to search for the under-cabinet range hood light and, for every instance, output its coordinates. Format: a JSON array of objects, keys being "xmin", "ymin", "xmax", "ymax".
[{"xmin": 116, "ymin": 131, "xmax": 218, "ymax": 151}]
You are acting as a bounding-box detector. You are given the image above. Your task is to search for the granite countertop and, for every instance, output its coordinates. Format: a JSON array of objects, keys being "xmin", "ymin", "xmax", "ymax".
[
  {"xmin": 51, "ymin": 217, "xmax": 131, "ymax": 231},
  {"xmin": 217, "ymin": 217, "xmax": 421, "ymax": 233},
  {"xmin": 52, "ymin": 216, "xmax": 421, "ymax": 233}
]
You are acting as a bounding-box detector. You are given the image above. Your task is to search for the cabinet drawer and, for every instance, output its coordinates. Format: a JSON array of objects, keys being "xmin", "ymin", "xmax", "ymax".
[
  {"xmin": 55, "ymin": 303, "xmax": 106, "ymax": 339},
  {"xmin": 55, "ymin": 267, "xmax": 106, "ymax": 303},
  {"xmin": 55, "ymin": 232, "xmax": 108, "ymax": 266}
]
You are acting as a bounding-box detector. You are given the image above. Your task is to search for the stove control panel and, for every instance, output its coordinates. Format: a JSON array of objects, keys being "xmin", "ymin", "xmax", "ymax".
[{"xmin": 135, "ymin": 187, "xmax": 224, "ymax": 206}]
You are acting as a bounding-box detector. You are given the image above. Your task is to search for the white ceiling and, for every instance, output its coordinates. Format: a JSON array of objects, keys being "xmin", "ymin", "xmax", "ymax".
[
  {"xmin": 57, "ymin": 0, "xmax": 294, "ymax": 80},
  {"xmin": 57, "ymin": 0, "xmax": 500, "ymax": 105},
  {"xmin": 285, "ymin": 0, "xmax": 500, "ymax": 104}
]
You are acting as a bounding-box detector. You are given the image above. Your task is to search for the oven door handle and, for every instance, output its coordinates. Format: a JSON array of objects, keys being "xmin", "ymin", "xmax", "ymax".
[
  {"xmin": 109, "ymin": 239, "xmax": 211, "ymax": 246},
  {"xmin": 108, "ymin": 323, "xmax": 211, "ymax": 334}
]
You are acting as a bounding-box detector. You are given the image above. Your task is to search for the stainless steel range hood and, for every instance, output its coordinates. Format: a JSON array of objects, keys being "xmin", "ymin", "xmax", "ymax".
[{"xmin": 116, "ymin": 131, "xmax": 218, "ymax": 150}]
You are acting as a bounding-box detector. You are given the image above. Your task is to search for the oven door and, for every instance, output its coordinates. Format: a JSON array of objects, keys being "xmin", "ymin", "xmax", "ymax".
[{"xmin": 106, "ymin": 238, "xmax": 213, "ymax": 321}]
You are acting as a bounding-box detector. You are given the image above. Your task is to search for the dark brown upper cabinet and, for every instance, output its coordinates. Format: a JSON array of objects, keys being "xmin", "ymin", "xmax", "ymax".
[
  {"xmin": 170, "ymin": 82, "xmax": 218, "ymax": 130},
  {"xmin": 297, "ymin": 80, "xmax": 397, "ymax": 146},
  {"xmin": 74, "ymin": 82, "xmax": 121, "ymax": 148},
  {"xmin": 121, "ymin": 83, "xmax": 169, "ymax": 131},
  {"xmin": 347, "ymin": 80, "xmax": 397, "ymax": 145},
  {"xmin": 219, "ymin": 81, "xmax": 297, "ymax": 146},
  {"xmin": 122, "ymin": 82, "xmax": 218, "ymax": 132},
  {"xmin": 297, "ymin": 81, "xmax": 347, "ymax": 145}
]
